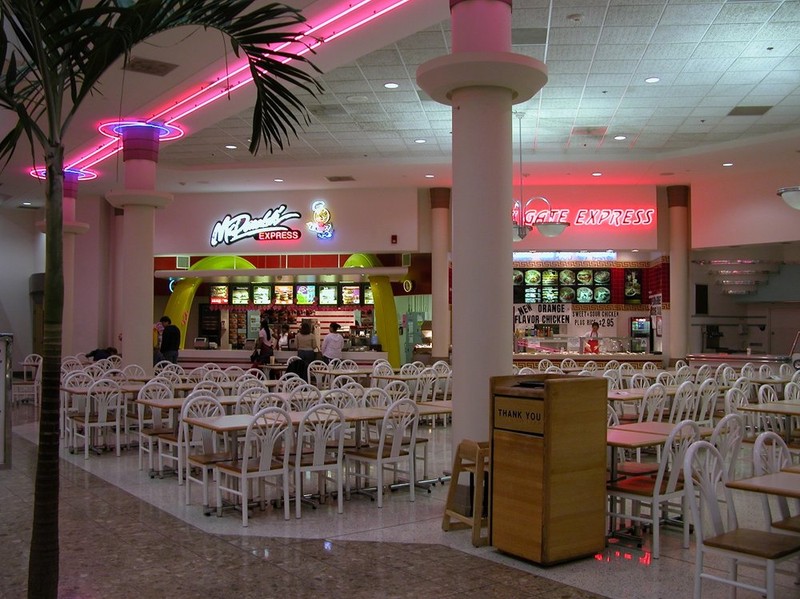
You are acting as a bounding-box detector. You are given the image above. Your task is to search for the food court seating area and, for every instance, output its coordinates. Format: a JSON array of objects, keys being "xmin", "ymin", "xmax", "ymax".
[{"xmin": 5, "ymin": 356, "xmax": 800, "ymax": 598}]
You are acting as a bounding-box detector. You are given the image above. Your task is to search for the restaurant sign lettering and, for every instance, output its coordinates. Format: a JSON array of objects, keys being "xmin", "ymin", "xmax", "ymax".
[
  {"xmin": 514, "ymin": 207, "xmax": 655, "ymax": 228},
  {"xmin": 209, "ymin": 204, "xmax": 302, "ymax": 247}
]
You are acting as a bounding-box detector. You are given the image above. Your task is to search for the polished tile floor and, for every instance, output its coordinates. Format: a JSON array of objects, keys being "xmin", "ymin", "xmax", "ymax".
[{"xmin": 2, "ymin": 403, "xmax": 799, "ymax": 598}]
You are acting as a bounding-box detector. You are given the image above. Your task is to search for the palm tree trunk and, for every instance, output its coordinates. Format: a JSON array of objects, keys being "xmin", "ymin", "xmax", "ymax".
[{"xmin": 28, "ymin": 144, "xmax": 64, "ymax": 599}]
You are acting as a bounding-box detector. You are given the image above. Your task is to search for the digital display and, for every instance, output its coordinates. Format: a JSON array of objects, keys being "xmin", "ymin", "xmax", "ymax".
[
  {"xmin": 230, "ymin": 285, "xmax": 250, "ymax": 305},
  {"xmin": 252, "ymin": 285, "xmax": 271, "ymax": 305},
  {"xmin": 318, "ymin": 285, "xmax": 338, "ymax": 305},
  {"xmin": 274, "ymin": 285, "xmax": 293, "ymax": 304},
  {"xmin": 295, "ymin": 284, "xmax": 316, "ymax": 305},
  {"xmin": 363, "ymin": 286, "xmax": 374, "ymax": 305},
  {"xmin": 513, "ymin": 267, "xmax": 615, "ymax": 304},
  {"xmin": 209, "ymin": 285, "xmax": 228, "ymax": 305},
  {"xmin": 524, "ymin": 287, "xmax": 541, "ymax": 303},
  {"xmin": 341, "ymin": 285, "xmax": 361, "ymax": 305}
]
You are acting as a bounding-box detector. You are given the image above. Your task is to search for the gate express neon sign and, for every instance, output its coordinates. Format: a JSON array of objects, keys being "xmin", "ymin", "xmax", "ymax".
[
  {"xmin": 210, "ymin": 204, "xmax": 302, "ymax": 247},
  {"xmin": 514, "ymin": 207, "xmax": 655, "ymax": 227}
]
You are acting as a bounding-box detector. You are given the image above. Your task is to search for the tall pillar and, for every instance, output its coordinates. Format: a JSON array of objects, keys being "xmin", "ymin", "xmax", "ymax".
[
  {"xmin": 36, "ymin": 172, "xmax": 89, "ymax": 356},
  {"xmin": 667, "ymin": 185, "xmax": 690, "ymax": 363},
  {"xmin": 106, "ymin": 125, "xmax": 173, "ymax": 373},
  {"xmin": 418, "ymin": 0, "xmax": 547, "ymax": 445},
  {"xmin": 429, "ymin": 188, "xmax": 451, "ymax": 362}
]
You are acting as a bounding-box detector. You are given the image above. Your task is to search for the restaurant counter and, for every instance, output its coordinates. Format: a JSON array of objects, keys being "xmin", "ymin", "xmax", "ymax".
[
  {"xmin": 514, "ymin": 353, "xmax": 664, "ymax": 369},
  {"xmin": 687, "ymin": 353, "xmax": 791, "ymax": 370},
  {"xmin": 178, "ymin": 349, "xmax": 389, "ymax": 369}
]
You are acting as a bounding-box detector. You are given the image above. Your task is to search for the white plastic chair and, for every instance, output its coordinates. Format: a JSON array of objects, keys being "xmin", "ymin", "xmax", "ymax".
[
  {"xmin": 236, "ymin": 389, "xmax": 286, "ymax": 415},
  {"xmin": 694, "ymin": 378, "xmax": 719, "ymax": 426},
  {"xmin": 710, "ymin": 412, "xmax": 744, "ymax": 481},
  {"xmin": 215, "ymin": 407, "xmax": 293, "ymax": 525},
  {"xmin": 288, "ymin": 384, "xmax": 322, "ymax": 411},
  {"xmin": 136, "ymin": 381, "xmax": 173, "ymax": 472},
  {"xmin": 753, "ymin": 432, "xmax": 800, "ymax": 536},
  {"xmin": 345, "ymin": 398, "xmax": 419, "ymax": 508},
  {"xmin": 183, "ymin": 396, "xmax": 231, "ymax": 511},
  {"xmin": 294, "ymin": 403, "xmax": 345, "ymax": 518},
  {"xmin": 67, "ymin": 379, "xmax": 124, "ymax": 459},
  {"xmin": 607, "ymin": 419, "xmax": 700, "ymax": 559},
  {"xmin": 683, "ymin": 440, "xmax": 800, "ymax": 599}
]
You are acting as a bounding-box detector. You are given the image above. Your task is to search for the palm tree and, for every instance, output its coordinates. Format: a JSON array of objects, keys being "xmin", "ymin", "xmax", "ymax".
[{"xmin": 0, "ymin": 2, "xmax": 321, "ymax": 596}]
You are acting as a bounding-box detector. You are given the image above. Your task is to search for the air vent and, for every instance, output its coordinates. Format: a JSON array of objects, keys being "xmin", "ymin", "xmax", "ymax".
[
  {"xmin": 571, "ymin": 126, "xmax": 608, "ymax": 137},
  {"xmin": 176, "ymin": 255, "xmax": 191, "ymax": 270},
  {"xmin": 326, "ymin": 175, "xmax": 355, "ymax": 182},
  {"xmin": 512, "ymin": 28, "xmax": 548, "ymax": 45},
  {"xmin": 123, "ymin": 57, "xmax": 178, "ymax": 77},
  {"xmin": 727, "ymin": 106, "xmax": 771, "ymax": 117}
]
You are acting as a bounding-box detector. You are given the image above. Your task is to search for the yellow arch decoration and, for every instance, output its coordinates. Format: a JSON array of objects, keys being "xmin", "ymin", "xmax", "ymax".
[
  {"xmin": 164, "ymin": 256, "xmax": 257, "ymax": 349},
  {"xmin": 343, "ymin": 254, "xmax": 401, "ymax": 368}
]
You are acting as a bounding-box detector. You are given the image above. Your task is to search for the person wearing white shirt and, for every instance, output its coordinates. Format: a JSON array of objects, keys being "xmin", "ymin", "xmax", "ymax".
[{"xmin": 321, "ymin": 323, "xmax": 344, "ymax": 363}]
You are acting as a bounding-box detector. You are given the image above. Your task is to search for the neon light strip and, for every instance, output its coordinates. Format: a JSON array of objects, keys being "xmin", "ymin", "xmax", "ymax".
[{"xmin": 39, "ymin": 0, "xmax": 416, "ymax": 178}]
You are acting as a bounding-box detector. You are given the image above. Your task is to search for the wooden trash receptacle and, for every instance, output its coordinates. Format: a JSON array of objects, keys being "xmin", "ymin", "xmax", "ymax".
[{"xmin": 490, "ymin": 374, "xmax": 607, "ymax": 565}]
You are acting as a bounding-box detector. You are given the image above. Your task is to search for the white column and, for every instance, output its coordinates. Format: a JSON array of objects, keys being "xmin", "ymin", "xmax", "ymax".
[
  {"xmin": 429, "ymin": 188, "xmax": 451, "ymax": 362},
  {"xmin": 668, "ymin": 185, "xmax": 690, "ymax": 363},
  {"xmin": 36, "ymin": 173, "xmax": 89, "ymax": 357},
  {"xmin": 418, "ymin": 0, "xmax": 547, "ymax": 445},
  {"xmin": 106, "ymin": 125, "xmax": 172, "ymax": 373}
]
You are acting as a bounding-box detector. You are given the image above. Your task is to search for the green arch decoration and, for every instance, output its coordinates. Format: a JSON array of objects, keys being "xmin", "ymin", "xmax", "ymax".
[
  {"xmin": 164, "ymin": 256, "xmax": 257, "ymax": 349},
  {"xmin": 343, "ymin": 254, "xmax": 401, "ymax": 368}
]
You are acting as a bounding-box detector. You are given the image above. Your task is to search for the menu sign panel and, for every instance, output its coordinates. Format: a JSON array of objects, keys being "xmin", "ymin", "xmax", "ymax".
[
  {"xmin": 274, "ymin": 285, "xmax": 293, "ymax": 304},
  {"xmin": 295, "ymin": 285, "xmax": 316, "ymax": 305},
  {"xmin": 318, "ymin": 285, "xmax": 338, "ymax": 305},
  {"xmin": 624, "ymin": 269, "xmax": 642, "ymax": 304},
  {"xmin": 252, "ymin": 285, "xmax": 271, "ymax": 305},
  {"xmin": 209, "ymin": 285, "xmax": 228, "ymax": 305},
  {"xmin": 516, "ymin": 267, "xmax": 614, "ymax": 304},
  {"xmin": 230, "ymin": 285, "xmax": 250, "ymax": 305}
]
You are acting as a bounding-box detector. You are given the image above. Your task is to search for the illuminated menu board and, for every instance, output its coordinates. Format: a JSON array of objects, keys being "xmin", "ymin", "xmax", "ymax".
[
  {"xmin": 230, "ymin": 285, "xmax": 250, "ymax": 305},
  {"xmin": 274, "ymin": 285, "xmax": 293, "ymax": 304},
  {"xmin": 209, "ymin": 285, "xmax": 229, "ymax": 305},
  {"xmin": 318, "ymin": 285, "xmax": 338, "ymax": 305},
  {"xmin": 252, "ymin": 285, "xmax": 271, "ymax": 305},
  {"xmin": 517, "ymin": 267, "xmax": 613, "ymax": 304},
  {"xmin": 363, "ymin": 285, "xmax": 374, "ymax": 305},
  {"xmin": 295, "ymin": 284, "xmax": 317, "ymax": 305},
  {"xmin": 341, "ymin": 285, "xmax": 361, "ymax": 305}
]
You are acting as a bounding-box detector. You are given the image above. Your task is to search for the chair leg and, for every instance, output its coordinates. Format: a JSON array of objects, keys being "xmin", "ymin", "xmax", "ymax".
[
  {"xmin": 283, "ymin": 473, "xmax": 291, "ymax": 521},
  {"xmin": 408, "ymin": 456, "xmax": 416, "ymax": 504},
  {"xmin": 376, "ymin": 464, "xmax": 384, "ymax": 508},
  {"xmin": 242, "ymin": 477, "xmax": 249, "ymax": 527}
]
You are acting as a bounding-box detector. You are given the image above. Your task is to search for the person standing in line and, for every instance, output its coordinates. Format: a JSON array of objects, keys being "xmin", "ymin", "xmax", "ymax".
[
  {"xmin": 278, "ymin": 324, "xmax": 291, "ymax": 350},
  {"xmin": 321, "ymin": 322, "xmax": 344, "ymax": 364},
  {"xmin": 160, "ymin": 316, "xmax": 181, "ymax": 364},
  {"xmin": 295, "ymin": 321, "xmax": 317, "ymax": 363}
]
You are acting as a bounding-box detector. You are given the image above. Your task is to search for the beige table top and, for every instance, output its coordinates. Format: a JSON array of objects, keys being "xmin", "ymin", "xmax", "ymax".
[
  {"xmin": 415, "ymin": 401, "xmax": 452, "ymax": 416},
  {"xmin": 184, "ymin": 407, "xmax": 388, "ymax": 432},
  {"xmin": 738, "ymin": 400, "xmax": 800, "ymax": 417},
  {"xmin": 371, "ymin": 373, "xmax": 420, "ymax": 382},
  {"xmin": 606, "ymin": 428, "xmax": 666, "ymax": 450},
  {"xmin": 726, "ymin": 471, "xmax": 800, "ymax": 499},
  {"xmin": 607, "ymin": 389, "xmax": 647, "ymax": 402},
  {"xmin": 613, "ymin": 421, "xmax": 713, "ymax": 438},
  {"xmin": 783, "ymin": 465, "xmax": 800, "ymax": 474},
  {"xmin": 745, "ymin": 375, "xmax": 793, "ymax": 385}
]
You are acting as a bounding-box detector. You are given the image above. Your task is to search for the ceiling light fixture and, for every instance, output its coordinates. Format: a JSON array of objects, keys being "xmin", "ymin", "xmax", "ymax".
[
  {"xmin": 384, "ymin": 82, "xmax": 399, "ymax": 89},
  {"xmin": 424, "ymin": 174, "xmax": 434, "ymax": 179},
  {"xmin": 591, "ymin": 171, "xmax": 602, "ymax": 177},
  {"xmin": 644, "ymin": 76, "xmax": 660, "ymax": 84},
  {"xmin": 777, "ymin": 186, "xmax": 800, "ymax": 210},
  {"xmin": 722, "ymin": 162, "xmax": 733, "ymax": 167},
  {"xmin": 273, "ymin": 178, "xmax": 284, "ymax": 183},
  {"xmin": 225, "ymin": 144, "xmax": 237, "ymax": 149},
  {"xmin": 512, "ymin": 113, "xmax": 569, "ymax": 241},
  {"xmin": 414, "ymin": 138, "xmax": 427, "ymax": 144},
  {"xmin": 613, "ymin": 135, "xmax": 627, "ymax": 141}
]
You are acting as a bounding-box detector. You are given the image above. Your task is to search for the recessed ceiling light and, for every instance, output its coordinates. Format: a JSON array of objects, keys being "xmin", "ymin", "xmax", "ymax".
[
  {"xmin": 273, "ymin": 178, "xmax": 284, "ymax": 183},
  {"xmin": 613, "ymin": 135, "xmax": 627, "ymax": 141},
  {"xmin": 591, "ymin": 172, "xmax": 603, "ymax": 177},
  {"xmin": 225, "ymin": 144, "xmax": 237, "ymax": 149},
  {"xmin": 424, "ymin": 174, "xmax": 435, "ymax": 179},
  {"xmin": 722, "ymin": 162, "xmax": 733, "ymax": 167},
  {"xmin": 346, "ymin": 94, "xmax": 369, "ymax": 103},
  {"xmin": 632, "ymin": 249, "xmax": 639, "ymax": 253},
  {"xmin": 22, "ymin": 201, "xmax": 31, "ymax": 206},
  {"xmin": 414, "ymin": 138, "xmax": 427, "ymax": 144},
  {"xmin": 384, "ymin": 82, "xmax": 399, "ymax": 89},
  {"xmin": 644, "ymin": 76, "xmax": 660, "ymax": 84}
]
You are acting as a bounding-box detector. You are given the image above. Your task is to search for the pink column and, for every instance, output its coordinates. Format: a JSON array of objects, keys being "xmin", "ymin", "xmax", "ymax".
[
  {"xmin": 429, "ymin": 188, "xmax": 451, "ymax": 361},
  {"xmin": 106, "ymin": 125, "xmax": 172, "ymax": 373},
  {"xmin": 418, "ymin": 0, "xmax": 548, "ymax": 445},
  {"xmin": 667, "ymin": 185, "xmax": 690, "ymax": 363}
]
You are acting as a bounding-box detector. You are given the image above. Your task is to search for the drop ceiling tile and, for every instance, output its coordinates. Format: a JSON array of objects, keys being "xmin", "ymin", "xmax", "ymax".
[
  {"xmin": 661, "ymin": 3, "xmax": 722, "ymax": 25},
  {"xmin": 547, "ymin": 44, "xmax": 599, "ymax": 60},
  {"xmin": 594, "ymin": 44, "xmax": 647, "ymax": 60},
  {"xmin": 651, "ymin": 25, "xmax": 709, "ymax": 44},
  {"xmin": 357, "ymin": 49, "xmax": 403, "ymax": 67},
  {"xmin": 590, "ymin": 60, "xmax": 641, "ymax": 74},
  {"xmin": 599, "ymin": 26, "xmax": 657, "ymax": 45},
  {"xmin": 586, "ymin": 73, "xmax": 633, "ymax": 86},
  {"xmin": 396, "ymin": 30, "xmax": 448, "ymax": 50},
  {"xmin": 547, "ymin": 60, "xmax": 594, "ymax": 74},
  {"xmin": 683, "ymin": 57, "xmax": 736, "ymax": 72},
  {"xmin": 673, "ymin": 71, "xmax": 723, "ymax": 85},
  {"xmin": 704, "ymin": 22, "xmax": 764, "ymax": 43},
  {"xmin": 756, "ymin": 22, "xmax": 800, "ymax": 41},
  {"xmin": 549, "ymin": 27, "xmax": 602, "ymax": 46},
  {"xmin": 605, "ymin": 4, "xmax": 665, "ymax": 26},
  {"xmin": 642, "ymin": 42, "xmax": 697, "ymax": 60},
  {"xmin": 729, "ymin": 56, "xmax": 784, "ymax": 71}
]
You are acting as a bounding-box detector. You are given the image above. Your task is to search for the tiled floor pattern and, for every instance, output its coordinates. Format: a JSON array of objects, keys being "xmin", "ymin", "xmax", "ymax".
[{"xmin": 2, "ymin": 403, "xmax": 799, "ymax": 598}]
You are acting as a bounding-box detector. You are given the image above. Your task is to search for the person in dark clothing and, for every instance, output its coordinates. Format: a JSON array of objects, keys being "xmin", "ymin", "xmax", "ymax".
[
  {"xmin": 87, "ymin": 346, "xmax": 118, "ymax": 361},
  {"xmin": 159, "ymin": 316, "xmax": 181, "ymax": 364}
]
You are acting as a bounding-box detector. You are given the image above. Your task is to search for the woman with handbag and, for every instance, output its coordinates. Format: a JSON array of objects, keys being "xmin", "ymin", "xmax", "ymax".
[{"xmin": 251, "ymin": 319, "xmax": 275, "ymax": 367}]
